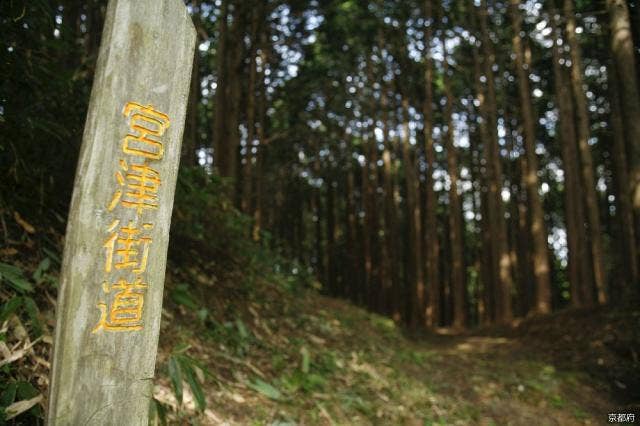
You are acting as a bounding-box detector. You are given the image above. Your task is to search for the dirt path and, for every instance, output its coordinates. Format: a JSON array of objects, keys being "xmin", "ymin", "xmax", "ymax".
[{"xmin": 153, "ymin": 286, "xmax": 634, "ymax": 425}]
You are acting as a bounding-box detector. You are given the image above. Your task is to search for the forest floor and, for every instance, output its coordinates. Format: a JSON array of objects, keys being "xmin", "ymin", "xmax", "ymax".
[
  {"xmin": 2, "ymin": 218, "xmax": 639, "ymax": 425},
  {"xmin": 152, "ymin": 249, "xmax": 640, "ymax": 425}
]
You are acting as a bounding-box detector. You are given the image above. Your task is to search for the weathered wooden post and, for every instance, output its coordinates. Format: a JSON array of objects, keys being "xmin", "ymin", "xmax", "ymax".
[{"xmin": 48, "ymin": 1, "xmax": 195, "ymax": 424}]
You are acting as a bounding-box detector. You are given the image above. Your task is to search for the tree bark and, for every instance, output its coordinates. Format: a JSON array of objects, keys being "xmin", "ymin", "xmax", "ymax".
[
  {"xmin": 423, "ymin": 0, "xmax": 440, "ymax": 328},
  {"xmin": 326, "ymin": 174, "xmax": 337, "ymax": 294},
  {"xmin": 379, "ymin": 75, "xmax": 401, "ymax": 320},
  {"xmin": 242, "ymin": 2, "xmax": 263, "ymax": 214},
  {"xmin": 551, "ymin": 15, "xmax": 592, "ymax": 307},
  {"xmin": 607, "ymin": 0, "xmax": 640, "ymax": 257},
  {"xmin": 213, "ymin": 0, "xmax": 230, "ymax": 176},
  {"xmin": 252, "ymin": 24, "xmax": 268, "ymax": 242},
  {"xmin": 400, "ymin": 98, "xmax": 426, "ymax": 329},
  {"xmin": 442, "ymin": 35, "xmax": 466, "ymax": 328},
  {"xmin": 508, "ymin": 0, "xmax": 552, "ymax": 314},
  {"xmin": 477, "ymin": 0, "xmax": 513, "ymax": 323},
  {"xmin": 609, "ymin": 59, "xmax": 639, "ymax": 294},
  {"xmin": 564, "ymin": 0, "xmax": 607, "ymax": 304}
]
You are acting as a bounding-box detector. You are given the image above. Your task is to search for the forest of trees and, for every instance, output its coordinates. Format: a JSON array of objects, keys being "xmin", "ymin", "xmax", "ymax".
[{"xmin": 3, "ymin": 0, "xmax": 640, "ymax": 331}]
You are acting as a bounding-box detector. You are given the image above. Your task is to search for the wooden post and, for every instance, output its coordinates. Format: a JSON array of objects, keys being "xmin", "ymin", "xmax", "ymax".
[{"xmin": 48, "ymin": 1, "xmax": 195, "ymax": 424}]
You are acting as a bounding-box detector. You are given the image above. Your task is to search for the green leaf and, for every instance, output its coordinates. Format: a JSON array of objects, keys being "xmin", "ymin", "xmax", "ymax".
[
  {"xmin": 167, "ymin": 356, "xmax": 183, "ymax": 405},
  {"xmin": 32, "ymin": 258, "xmax": 50, "ymax": 283},
  {"xmin": 0, "ymin": 262, "xmax": 33, "ymax": 293},
  {"xmin": 248, "ymin": 379, "xmax": 282, "ymax": 401},
  {"xmin": 235, "ymin": 319, "xmax": 249, "ymax": 340},
  {"xmin": 300, "ymin": 347, "xmax": 310, "ymax": 374},
  {"xmin": 149, "ymin": 398, "xmax": 167, "ymax": 426},
  {"xmin": 0, "ymin": 297, "xmax": 22, "ymax": 323},
  {"xmin": 170, "ymin": 286, "xmax": 198, "ymax": 310},
  {"xmin": 22, "ymin": 297, "xmax": 42, "ymax": 337},
  {"xmin": 180, "ymin": 358, "xmax": 206, "ymax": 411},
  {"xmin": 172, "ymin": 343, "xmax": 191, "ymax": 355},
  {"xmin": 0, "ymin": 383, "xmax": 17, "ymax": 407},
  {"xmin": 41, "ymin": 247, "xmax": 60, "ymax": 266},
  {"xmin": 15, "ymin": 381, "xmax": 38, "ymax": 399},
  {"xmin": 196, "ymin": 308, "xmax": 208, "ymax": 322}
]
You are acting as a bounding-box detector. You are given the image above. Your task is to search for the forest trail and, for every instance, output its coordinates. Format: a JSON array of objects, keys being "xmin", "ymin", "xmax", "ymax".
[{"xmin": 152, "ymin": 254, "xmax": 638, "ymax": 425}]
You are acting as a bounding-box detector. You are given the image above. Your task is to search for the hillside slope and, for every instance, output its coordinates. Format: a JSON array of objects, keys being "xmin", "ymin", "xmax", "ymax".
[
  {"xmin": 153, "ymin": 245, "xmax": 638, "ymax": 425},
  {"xmin": 1, "ymin": 171, "xmax": 637, "ymax": 425}
]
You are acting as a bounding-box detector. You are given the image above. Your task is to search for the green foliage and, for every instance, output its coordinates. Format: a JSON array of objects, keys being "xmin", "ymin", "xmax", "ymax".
[
  {"xmin": 205, "ymin": 318, "xmax": 255, "ymax": 356},
  {"xmin": 149, "ymin": 398, "xmax": 168, "ymax": 426},
  {"xmin": 166, "ymin": 345, "xmax": 209, "ymax": 412},
  {"xmin": 0, "ymin": 262, "xmax": 33, "ymax": 293},
  {"xmin": 0, "ymin": 380, "xmax": 42, "ymax": 424},
  {"xmin": 172, "ymin": 167, "xmax": 250, "ymax": 247},
  {"xmin": 170, "ymin": 284, "xmax": 200, "ymax": 311},
  {"xmin": 0, "ymin": 260, "xmax": 49, "ymax": 339},
  {"xmin": 248, "ymin": 379, "xmax": 282, "ymax": 401}
]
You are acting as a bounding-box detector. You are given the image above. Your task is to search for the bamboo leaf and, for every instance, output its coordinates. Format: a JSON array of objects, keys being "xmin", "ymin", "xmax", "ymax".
[
  {"xmin": 0, "ymin": 262, "xmax": 33, "ymax": 293},
  {"xmin": 23, "ymin": 297, "xmax": 42, "ymax": 337},
  {"xmin": 180, "ymin": 357, "xmax": 206, "ymax": 411},
  {"xmin": 168, "ymin": 356, "xmax": 183, "ymax": 405},
  {"xmin": 248, "ymin": 379, "xmax": 282, "ymax": 401},
  {"xmin": 0, "ymin": 297, "xmax": 22, "ymax": 323}
]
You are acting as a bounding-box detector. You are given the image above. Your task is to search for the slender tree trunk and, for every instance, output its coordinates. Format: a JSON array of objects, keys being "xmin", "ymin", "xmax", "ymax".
[
  {"xmin": 242, "ymin": 3, "xmax": 262, "ymax": 214},
  {"xmin": 442, "ymin": 35, "xmax": 466, "ymax": 328},
  {"xmin": 551, "ymin": 17, "xmax": 592, "ymax": 307},
  {"xmin": 608, "ymin": 0, "xmax": 640, "ymax": 257},
  {"xmin": 609, "ymin": 60, "xmax": 639, "ymax": 294},
  {"xmin": 477, "ymin": 0, "xmax": 513, "ymax": 323},
  {"xmin": 400, "ymin": 98, "xmax": 426, "ymax": 329},
  {"xmin": 509, "ymin": 0, "xmax": 551, "ymax": 314},
  {"xmin": 345, "ymin": 167, "xmax": 360, "ymax": 301},
  {"xmin": 504, "ymin": 107, "xmax": 535, "ymax": 316},
  {"xmin": 361, "ymin": 132, "xmax": 373, "ymax": 305},
  {"xmin": 380, "ymin": 78, "xmax": 400, "ymax": 320},
  {"xmin": 326, "ymin": 175, "xmax": 337, "ymax": 294},
  {"xmin": 364, "ymin": 62, "xmax": 382, "ymax": 310},
  {"xmin": 63, "ymin": 0, "xmax": 81, "ymax": 70},
  {"xmin": 469, "ymin": 29, "xmax": 496, "ymax": 323},
  {"xmin": 213, "ymin": 0, "xmax": 230, "ymax": 176},
  {"xmin": 564, "ymin": 0, "xmax": 607, "ymax": 304},
  {"xmin": 252, "ymin": 25, "xmax": 268, "ymax": 242},
  {"xmin": 423, "ymin": 0, "xmax": 440, "ymax": 328},
  {"xmin": 229, "ymin": 3, "xmax": 245, "ymax": 200}
]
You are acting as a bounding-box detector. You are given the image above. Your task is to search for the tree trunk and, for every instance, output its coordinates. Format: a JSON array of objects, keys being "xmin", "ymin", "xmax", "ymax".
[
  {"xmin": 564, "ymin": 0, "xmax": 607, "ymax": 304},
  {"xmin": 400, "ymin": 98, "xmax": 426, "ymax": 329},
  {"xmin": 508, "ymin": 0, "xmax": 552, "ymax": 314},
  {"xmin": 228, "ymin": 3, "xmax": 245, "ymax": 200},
  {"xmin": 442, "ymin": 35, "xmax": 466, "ymax": 328},
  {"xmin": 608, "ymin": 0, "xmax": 640, "ymax": 257},
  {"xmin": 423, "ymin": 0, "xmax": 440, "ymax": 328},
  {"xmin": 345, "ymin": 167, "xmax": 360, "ymax": 301},
  {"xmin": 477, "ymin": 0, "xmax": 513, "ymax": 323},
  {"xmin": 609, "ymin": 59, "xmax": 639, "ymax": 294},
  {"xmin": 361, "ymin": 132, "xmax": 373, "ymax": 305},
  {"xmin": 551, "ymin": 16, "xmax": 592, "ymax": 307},
  {"xmin": 380, "ymin": 76, "xmax": 400, "ymax": 320},
  {"xmin": 252, "ymin": 24, "xmax": 268, "ymax": 242},
  {"xmin": 213, "ymin": 0, "xmax": 230, "ymax": 177},
  {"xmin": 242, "ymin": 2, "xmax": 262, "ymax": 214},
  {"xmin": 326, "ymin": 174, "xmax": 337, "ymax": 294}
]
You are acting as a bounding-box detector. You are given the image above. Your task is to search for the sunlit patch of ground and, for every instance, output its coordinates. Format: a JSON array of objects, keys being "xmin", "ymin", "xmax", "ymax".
[{"xmin": 155, "ymin": 264, "xmax": 637, "ymax": 425}]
